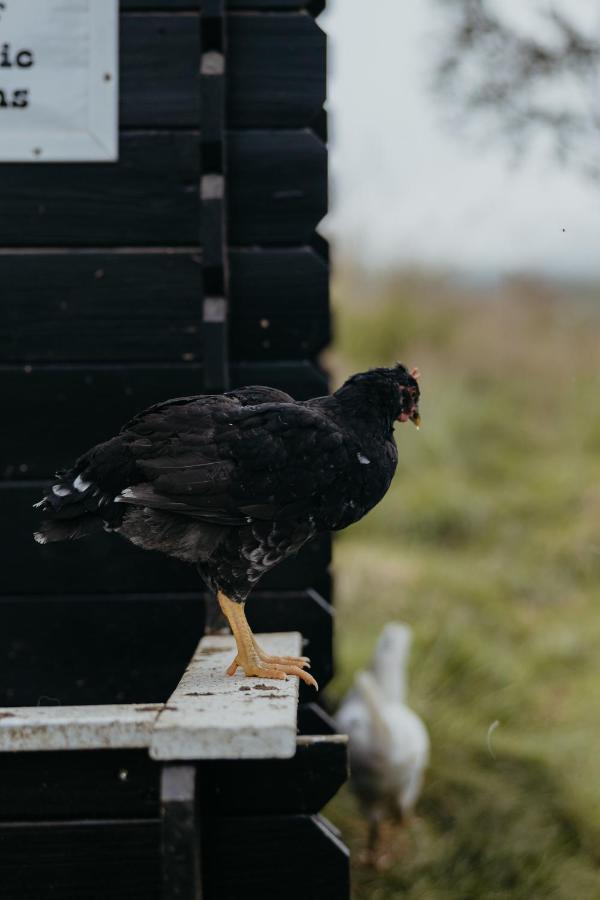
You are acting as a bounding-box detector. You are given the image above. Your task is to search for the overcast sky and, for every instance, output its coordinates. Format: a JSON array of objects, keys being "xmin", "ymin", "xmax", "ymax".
[{"xmin": 321, "ymin": 0, "xmax": 600, "ymax": 279}]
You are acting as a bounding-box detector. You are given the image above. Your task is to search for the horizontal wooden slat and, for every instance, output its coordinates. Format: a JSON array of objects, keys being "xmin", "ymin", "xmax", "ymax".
[
  {"xmin": 228, "ymin": 130, "xmax": 327, "ymax": 245},
  {"xmin": 0, "ymin": 750, "xmax": 160, "ymax": 821},
  {"xmin": 120, "ymin": 14, "xmax": 200, "ymax": 127},
  {"xmin": 0, "ymin": 248, "xmax": 328, "ymax": 363},
  {"xmin": 0, "ymin": 738, "xmax": 345, "ymax": 820},
  {"xmin": 205, "ymin": 814, "xmax": 349, "ymax": 900},
  {"xmin": 0, "ymin": 133, "xmax": 198, "ymax": 246},
  {"xmin": 230, "ymin": 247, "xmax": 330, "ymax": 360},
  {"xmin": 0, "ymin": 820, "xmax": 160, "ymax": 900},
  {"xmin": 0, "ymin": 131, "xmax": 324, "ymax": 247},
  {"xmin": 0, "ymin": 593, "xmax": 204, "ymax": 706},
  {"xmin": 119, "ymin": 14, "xmax": 324, "ymax": 129},
  {"xmin": 201, "ymin": 736, "xmax": 347, "ymax": 814},
  {"xmin": 0, "ymin": 251, "xmax": 202, "ymax": 363},
  {"xmin": 228, "ymin": 13, "xmax": 325, "ymax": 129},
  {"xmin": 0, "ymin": 705, "xmax": 162, "ymax": 753}
]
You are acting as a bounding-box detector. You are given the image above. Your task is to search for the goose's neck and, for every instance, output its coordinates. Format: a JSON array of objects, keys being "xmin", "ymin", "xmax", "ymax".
[{"xmin": 372, "ymin": 648, "xmax": 409, "ymax": 704}]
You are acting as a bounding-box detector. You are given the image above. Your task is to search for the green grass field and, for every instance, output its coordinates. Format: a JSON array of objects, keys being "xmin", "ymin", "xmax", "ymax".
[{"xmin": 324, "ymin": 272, "xmax": 600, "ymax": 899}]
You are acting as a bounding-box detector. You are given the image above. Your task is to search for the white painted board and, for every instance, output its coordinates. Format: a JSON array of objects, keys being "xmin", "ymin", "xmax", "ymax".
[
  {"xmin": 150, "ymin": 633, "xmax": 302, "ymax": 761},
  {"xmin": 0, "ymin": 704, "xmax": 162, "ymax": 752},
  {"xmin": 0, "ymin": 0, "xmax": 118, "ymax": 161}
]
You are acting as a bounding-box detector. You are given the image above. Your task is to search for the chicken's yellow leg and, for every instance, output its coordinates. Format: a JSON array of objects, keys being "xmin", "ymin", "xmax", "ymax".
[
  {"xmin": 217, "ymin": 592, "xmax": 311, "ymax": 670},
  {"xmin": 217, "ymin": 592, "xmax": 318, "ymax": 689}
]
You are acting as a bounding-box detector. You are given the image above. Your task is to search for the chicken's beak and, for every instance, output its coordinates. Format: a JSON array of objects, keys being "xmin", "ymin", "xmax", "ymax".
[{"xmin": 410, "ymin": 410, "xmax": 421, "ymax": 429}]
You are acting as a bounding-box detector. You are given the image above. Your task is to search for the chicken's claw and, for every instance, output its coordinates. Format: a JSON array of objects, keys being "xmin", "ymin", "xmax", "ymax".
[
  {"xmin": 226, "ymin": 655, "xmax": 318, "ymax": 689},
  {"xmin": 254, "ymin": 648, "xmax": 311, "ymax": 669}
]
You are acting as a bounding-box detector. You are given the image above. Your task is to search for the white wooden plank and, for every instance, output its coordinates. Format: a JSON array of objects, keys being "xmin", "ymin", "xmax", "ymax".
[
  {"xmin": 150, "ymin": 632, "xmax": 302, "ymax": 761},
  {"xmin": 0, "ymin": 703, "xmax": 162, "ymax": 752}
]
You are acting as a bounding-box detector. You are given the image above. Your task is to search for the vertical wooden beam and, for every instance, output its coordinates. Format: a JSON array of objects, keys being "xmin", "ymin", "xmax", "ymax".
[
  {"xmin": 161, "ymin": 764, "xmax": 203, "ymax": 900},
  {"xmin": 201, "ymin": 0, "xmax": 229, "ymax": 393}
]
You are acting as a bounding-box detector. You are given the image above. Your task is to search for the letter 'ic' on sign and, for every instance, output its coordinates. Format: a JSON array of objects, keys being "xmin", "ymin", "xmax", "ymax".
[{"xmin": 0, "ymin": 0, "xmax": 118, "ymax": 162}]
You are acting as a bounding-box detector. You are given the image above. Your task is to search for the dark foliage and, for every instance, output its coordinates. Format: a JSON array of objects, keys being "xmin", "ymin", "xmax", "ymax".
[{"xmin": 434, "ymin": 0, "xmax": 600, "ymax": 178}]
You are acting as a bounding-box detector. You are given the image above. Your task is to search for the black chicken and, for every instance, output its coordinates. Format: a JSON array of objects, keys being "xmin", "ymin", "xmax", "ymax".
[{"xmin": 34, "ymin": 365, "xmax": 421, "ymax": 689}]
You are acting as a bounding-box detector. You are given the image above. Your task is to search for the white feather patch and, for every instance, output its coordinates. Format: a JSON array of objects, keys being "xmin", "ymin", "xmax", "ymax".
[
  {"xmin": 52, "ymin": 484, "xmax": 71, "ymax": 497},
  {"xmin": 73, "ymin": 475, "xmax": 91, "ymax": 492},
  {"xmin": 357, "ymin": 453, "xmax": 371, "ymax": 465},
  {"xmin": 33, "ymin": 532, "xmax": 47, "ymax": 544}
]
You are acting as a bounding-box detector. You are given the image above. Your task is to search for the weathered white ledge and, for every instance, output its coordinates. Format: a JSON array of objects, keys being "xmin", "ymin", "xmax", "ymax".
[
  {"xmin": 149, "ymin": 632, "xmax": 302, "ymax": 761},
  {"xmin": 0, "ymin": 703, "xmax": 162, "ymax": 752},
  {"xmin": 0, "ymin": 633, "xmax": 303, "ymax": 759}
]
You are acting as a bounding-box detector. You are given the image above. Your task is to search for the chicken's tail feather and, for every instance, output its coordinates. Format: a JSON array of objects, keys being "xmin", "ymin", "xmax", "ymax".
[
  {"xmin": 33, "ymin": 468, "xmax": 120, "ymax": 544},
  {"xmin": 34, "ymin": 514, "xmax": 107, "ymax": 544}
]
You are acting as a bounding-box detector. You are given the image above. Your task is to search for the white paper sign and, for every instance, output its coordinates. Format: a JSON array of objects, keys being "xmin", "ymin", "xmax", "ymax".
[{"xmin": 0, "ymin": 0, "xmax": 118, "ymax": 161}]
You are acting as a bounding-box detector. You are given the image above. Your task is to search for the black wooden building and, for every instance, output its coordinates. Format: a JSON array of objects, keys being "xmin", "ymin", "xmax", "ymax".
[{"xmin": 0, "ymin": 2, "xmax": 348, "ymax": 897}]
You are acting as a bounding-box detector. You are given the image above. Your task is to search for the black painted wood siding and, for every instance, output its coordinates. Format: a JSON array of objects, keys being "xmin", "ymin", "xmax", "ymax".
[
  {"xmin": 0, "ymin": 738, "xmax": 348, "ymax": 899},
  {"xmin": 0, "ymin": 1, "xmax": 329, "ymax": 694},
  {"xmin": 0, "ymin": 8, "xmax": 342, "ymax": 897}
]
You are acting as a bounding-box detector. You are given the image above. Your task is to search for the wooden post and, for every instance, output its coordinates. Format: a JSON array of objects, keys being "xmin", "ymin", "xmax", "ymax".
[
  {"xmin": 201, "ymin": 0, "xmax": 229, "ymax": 393},
  {"xmin": 161, "ymin": 765, "xmax": 203, "ymax": 900}
]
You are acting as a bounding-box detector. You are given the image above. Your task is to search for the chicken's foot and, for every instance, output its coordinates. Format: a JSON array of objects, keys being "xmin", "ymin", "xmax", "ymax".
[
  {"xmin": 217, "ymin": 592, "xmax": 318, "ymax": 689},
  {"xmin": 252, "ymin": 633, "xmax": 311, "ymax": 669}
]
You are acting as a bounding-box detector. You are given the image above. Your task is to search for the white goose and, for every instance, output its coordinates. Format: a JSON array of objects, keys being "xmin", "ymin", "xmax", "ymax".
[{"xmin": 335, "ymin": 623, "xmax": 429, "ymax": 862}]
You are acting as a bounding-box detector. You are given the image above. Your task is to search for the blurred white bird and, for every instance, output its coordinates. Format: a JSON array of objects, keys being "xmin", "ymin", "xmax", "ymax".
[{"xmin": 335, "ymin": 623, "xmax": 429, "ymax": 864}]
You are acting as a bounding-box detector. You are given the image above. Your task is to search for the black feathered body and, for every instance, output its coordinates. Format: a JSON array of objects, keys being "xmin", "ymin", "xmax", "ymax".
[{"xmin": 34, "ymin": 371, "xmax": 418, "ymax": 602}]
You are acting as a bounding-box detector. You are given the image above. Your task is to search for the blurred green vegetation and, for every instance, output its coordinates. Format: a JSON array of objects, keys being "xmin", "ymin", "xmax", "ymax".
[{"xmin": 324, "ymin": 270, "xmax": 600, "ymax": 899}]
